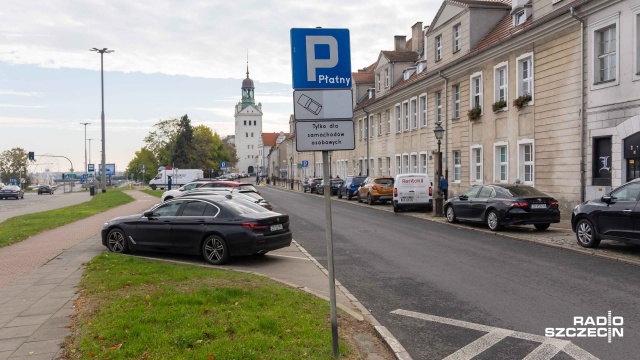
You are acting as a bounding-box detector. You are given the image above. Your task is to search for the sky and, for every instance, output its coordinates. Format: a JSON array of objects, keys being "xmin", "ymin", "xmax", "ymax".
[{"xmin": 0, "ymin": 0, "xmax": 441, "ymax": 174}]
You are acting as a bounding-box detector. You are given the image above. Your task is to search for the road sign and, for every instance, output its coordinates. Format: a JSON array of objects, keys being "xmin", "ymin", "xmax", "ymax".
[
  {"xmin": 98, "ymin": 164, "xmax": 115, "ymax": 176},
  {"xmin": 82, "ymin": 174, "xmax": 88, "ymax": 179},
  {"xmin": 301, "ymin": 160, "xmax": 309, "ymax": 168},
  {"xmin": 291, "ymin": 28, "xmax": 351, "ymax": 89},
  {"xmin": 295, "ymin": 120, "xmax": 355, "ymax": 152},
  {"xmin": 9, "ymin": 178, "xmax": 16, "ymax": 184},
  {"xmin": 220, "ymin": 161, "xmax": 227, "ymax": 169},
  {"xmin": 88, "ymin": 164, "xmax": 94, "ymax": 172},
  {"xmin": 294, "ymin": 89, "xmax": 353, "ymax": 121}
]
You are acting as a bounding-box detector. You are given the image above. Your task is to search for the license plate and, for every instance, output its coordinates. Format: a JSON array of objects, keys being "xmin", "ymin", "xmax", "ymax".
[
  {"xmin": 531, "ymin": 204, "xmax": 546, "ymax": 209},
  {"xmin": 382, "ymin": 186, "xmax": 391, "ymax": 190},
  {"xmin": 270, "ymin": 224, "xmax": 283, "ymax": 231},
  {"xmin": 401, "ymin": 196, "xmax": 413, "ymax": 202}
]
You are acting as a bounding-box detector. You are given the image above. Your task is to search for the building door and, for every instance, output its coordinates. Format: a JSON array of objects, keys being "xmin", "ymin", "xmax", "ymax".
[
  {"xmin": 624, "ymin": 132, "xmax": 640, "ymax": 182},
  {"xmin": 248, "ymin": 166, "xmax": 254, "ymax": 174}
]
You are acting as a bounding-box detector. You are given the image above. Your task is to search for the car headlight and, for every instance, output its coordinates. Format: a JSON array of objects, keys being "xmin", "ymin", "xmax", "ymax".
[
  {"xmin": 573, "ymin": 204, "xmax": 579, "ymax": 211},
  {"xmin": 103, "ymin": 222, "xmax": 110, "ymax": 229}
]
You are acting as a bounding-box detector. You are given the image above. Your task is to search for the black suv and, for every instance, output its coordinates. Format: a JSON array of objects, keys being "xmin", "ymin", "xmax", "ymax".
[{"xmin": 572, "ymin": 178, "xmax": 640, "ymax": 248}]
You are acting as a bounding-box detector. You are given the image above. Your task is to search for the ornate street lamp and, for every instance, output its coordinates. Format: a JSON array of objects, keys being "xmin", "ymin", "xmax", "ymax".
[{"xmin": 433, "ymin": 122, "xmax": 445, "ymax": 216}]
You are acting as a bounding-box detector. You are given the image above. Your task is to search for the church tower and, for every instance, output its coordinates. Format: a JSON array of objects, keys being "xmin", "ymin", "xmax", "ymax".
[{"xmin": 234, "ymin": 62, "xmax": 263, "ymax": 174}]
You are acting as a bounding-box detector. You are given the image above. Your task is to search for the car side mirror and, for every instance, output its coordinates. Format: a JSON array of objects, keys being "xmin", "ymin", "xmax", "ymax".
[
  {"xmin": 459, "ymin": 195, "xmax": 468, "ymax": 200},
  {"xmin": 601, "ymin": 195, "xmax": 612, "ymax": 204},
  {"xmin": 143, "ymin": 210, "xmax": 154, "ymax": 217}
]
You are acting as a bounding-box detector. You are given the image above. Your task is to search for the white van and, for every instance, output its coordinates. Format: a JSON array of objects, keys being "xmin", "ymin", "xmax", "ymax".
[{"xmin": 393, "ymin": 173, "xmax": 433, "ymax": 213}]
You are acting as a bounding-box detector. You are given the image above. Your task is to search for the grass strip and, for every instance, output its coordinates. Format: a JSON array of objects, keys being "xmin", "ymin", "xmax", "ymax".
[
  {"xmin": 140, "ymin": 189, "xmax": 162, "ymax": 198},
  {"xmin": 0, "ymin": 190, "xmax": 133, "ymax": 248},
  {"xmin": 66, "ymin": 254, "xmax": 351, "ymax": 359}
]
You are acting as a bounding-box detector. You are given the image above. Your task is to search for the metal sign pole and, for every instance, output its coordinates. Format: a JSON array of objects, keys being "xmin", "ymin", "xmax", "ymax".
[{"xmin": 323, "ymin": 151, "xmax": 339, "ymax": 357}]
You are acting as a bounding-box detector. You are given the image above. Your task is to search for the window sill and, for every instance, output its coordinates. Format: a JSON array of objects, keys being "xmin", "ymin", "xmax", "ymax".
[
  {"xmin": 593, "ymin": 79, "xmax": 616, "ymax": 86},
  {"xmin": 435, "ymin": 59, "xmax": 442, "ymax": 63},
  {"xmin": 453, "ymin": 49, "xmax": 460, "ymax": 54},
  {"xmin": 493, "ymin": 107, "xmax": 508, "ymax": 113},
  {"xmin": 452, "ymin": 117, "xmax": 460, "ymax": 120}
]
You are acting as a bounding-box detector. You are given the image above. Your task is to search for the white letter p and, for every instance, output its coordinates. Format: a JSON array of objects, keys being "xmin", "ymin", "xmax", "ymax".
[{"xmin": 306, "ymin": 35, "xmax": 338, "ymax": 82}]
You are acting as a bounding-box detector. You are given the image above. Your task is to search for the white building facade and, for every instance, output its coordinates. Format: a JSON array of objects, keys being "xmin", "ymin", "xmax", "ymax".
[{"xmin": 234, "ymin": 66, "xmax": 263, "ymax": 174}]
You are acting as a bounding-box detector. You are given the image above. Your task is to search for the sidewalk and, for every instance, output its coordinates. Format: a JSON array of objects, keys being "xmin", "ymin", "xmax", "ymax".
[{"xmin": 0, "ymin": 191, "xmax": 404, "ymax": 360}]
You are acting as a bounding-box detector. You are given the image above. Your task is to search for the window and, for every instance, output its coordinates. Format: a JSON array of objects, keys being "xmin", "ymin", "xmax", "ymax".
[
  {"xmin": 597, "ymin": 26, "xmax": 616, "ymax": 83},
  {"xmin": 378, "ymin": 113, "xmax": 382, "ymax": 136},
  {"xmin": 402, "ymin": 154, "xmax": 409, "ymax": 173},
  {"xmin": 251, "ymin": 132, "xmax": 254, "ymax": 137},
  {"xmin": 494, "ymin": 143, "xmax": 508, "ymax": 183},
  {"xmin": 635, "ymin": 7, "xmax": 640, "ymax": 78},
  {"xmin": 453, "ymin": 24, "xmax": 461, "ymax": 52},
  {"xmin": 518, "ymin": 140, "xmax": 534, "ymax": 185},
  {"xmin": 436, "ymin": 92, "xmax": 442, "ymax": 123},
  {"xmin": 181, "ymin": 201, "xmax": 208, "ymax": 216},
  {"xmin": 254, "ymin": 121, "xmax": 257, "ymax": 125},
  {"xmin": 403, "ymin": 101, "xmax": 409, "ymax": 132},
  {"xmin": 384, "ymin": 69, "xmax": 390, "ymax": 88},
  {"xmin": 435, "ymin": 35, "xmax": 442, "ymax": 61},
  {"xmin": 244, "ymin": 120, "xmax": 246, "ymax": 125},
  {"xmin": 387, "ymin": 157, "xmax": 391, "ymax": 176},
  {"xmin": 516, "ymin": 53, "xmax": 534, "ymax": 99},
  {"xmin": 378, "ymin": 158, "xmax": 382, "ymax": 175},
  {"xmin": 494, "ymin": 62, "xmax": 508, "ymax": 104},
  {"xmin": 453, "ymin": 84, "xmax": 460, "ymax": 118},
  {"xmin": 370, "ymin": 116, "xmax": 374, "ymax": 138},
  {"xmin": 411, "ymin": 154, "xmax": 418, "ymax": 173},
  {"xmin": 246, "ymin": 132, "xmax": 248, "ymax": 137},
  {"xmin": 419, "ymin": 153, "xmax": 427, "ymax": 174},
  {"xmin": 410, "ymin": 98, "xmax": 417, "ymax": 129},
  {"xmin": 453, "ymin": 151, "xmax": 461, "ymax": 182},
  {"xmin": 359, "ymin": 119, "xmax": 363, "ymax": 140},
  {"xmin": 386, "ymin": 110, "xmax": 391, "ymax": 134},
  {"xmin": 395, "ymin": 104, "xmax": 401, "ymax": 133},
  {"xmin": 470, "ymin": 72, "xmax": 483, "ymax": 110},
  {"xmin": 419, "ymin": 94, "xmax": 427, "ymax": 127},
  {"xmin": 151, "ymin": 200, "xmax": 184, "ymax": 217},
  {"xmin": 470, "ymin": 145, "xmax": 483, "ymax": 183},
  {"xmin": 370, "ymin": 159, "xmax": 374, "ymax": 175},
  {"xmin": 376, "ymin": 73, "xmax": 381, "ymax": 91},
  {"xmin": 515, "ymin": 11, "xmax": 525, "ymax": 26},
  {"xmin": 395, "ymin": 155, "xmax": 401, "ymax": 175}
]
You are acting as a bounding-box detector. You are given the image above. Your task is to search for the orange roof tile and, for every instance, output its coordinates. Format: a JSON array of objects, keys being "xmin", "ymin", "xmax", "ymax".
[
  {"xmin": 353, "ymin": 71, "xmax": 374, "ymax": 83},
  {"xmin": 381, "ymin": 51, "xmax": 419, "ymax": 62},
  {"xmin": 262, "ymin": 132, "xmax": 280, "ymax": 147}
]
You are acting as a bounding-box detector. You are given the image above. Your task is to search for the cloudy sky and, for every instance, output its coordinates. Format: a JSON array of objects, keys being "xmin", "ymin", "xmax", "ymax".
[{"xmin": 0, "ymin": 0, "xmax": 441, "ymax": 174}]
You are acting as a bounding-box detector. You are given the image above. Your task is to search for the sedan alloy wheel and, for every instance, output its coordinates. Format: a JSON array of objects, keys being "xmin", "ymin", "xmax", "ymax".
[
  {"xmin": 576, "ymin": 219, "xmax": 601, "ymax": 248},
  {"xmin": 202, "ymin": 235, "xmax": 229, "ymax": 265},
  {"xmin": 446, "ymin": 205, "xmax": 458, "ymax": 223},
  {"xmin": 107, "ymin": 228, "xmax": 130, "ymax": 254},
  {"xmin": 486, "ymin": 210, "xmax": 502, "ymax": 231}
]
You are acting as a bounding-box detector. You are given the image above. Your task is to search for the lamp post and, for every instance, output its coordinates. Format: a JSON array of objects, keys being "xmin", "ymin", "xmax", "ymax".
[
  {"xmin": 80, "ymin": 123, "xmax": 90, "ymax": 176},
  {"xmin": 90, "ymin": 47, "xmax": 114, "ymax": 193},
  {"xmin": 290, "ymin": 157, "xmax": 294, "ymax": 190},
  {"xmin": 433, "ymin": 123, "xmax": 445, "ymax": 216}
]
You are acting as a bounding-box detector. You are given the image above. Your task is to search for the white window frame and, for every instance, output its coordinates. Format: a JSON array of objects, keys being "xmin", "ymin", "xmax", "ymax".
[
  {"xmin": 516, "ymin": 53, "xmax": 535, "ymax": 102},
  {"xmin": 410, "ymin": 152, "xmax": 418, "ymax": 173},
  {"xmin": 395, "ymin": 155, "xmax": 401, "ymax": 176},
  {"xmin": 634, "ymin": 4, "xmax": 640, "ymax": 81},
  {"xmin": 395, "ymin": 104, "xmax": 401, "ymax": 133},
  {"xmin": 436, "ymin": 91, "xmax": 442, "ymax": 123},
  {"xmin": 369, "ymin": 158, "xmax": 374, "ymax": 176},
  {"xmin": 376, "ymin": 73, "xmax": 381, "ymax": 91},
  {"xmin": 419, "ymin": 152, "xmax": 428, "ymax": 174},
  {"xmin": 589, "ymin": 13, "xmax": 620, "ymax": 89},
  {"xmin": 387, "ymin": 157, "xmax": 391, "ymax": 176},
  {"xmin": 359, "ymin": 119, "xmax": 363, "ymax": 140},
  {"xmin": 493, "ymin": 142, "xmax": 509, "ymax": 183},
  {"xmin": 369, "ymin": 115, "xmax": 374, "ymax": 138},
  {"xmin": 386, "ymin": 109, "xmax": 391, "ymax": 134},
  {"xmin": 378, "ymin": 113, "xmax": 382, "ymax": 136},
  {"xmin": 402, "ymin": 153, "xmax": 410, "ymax": 174},
  {"xmin": 419, "ymin": 93, "xmax": 427, "ymax": 127},
  {"xmin": 402, "ymin": 101, "xmax": 410, "ymax": 132},
  {"xmin": 493, "ymin": 62, "xmax": 508, "ymax": 106},
  {"xmin": 452, "ymin": 84, "xmax": 460, "ymax": 118},
  {"xmin": 517, "ymin": 139, "xmax": 535, "ymax": 186},
  {"xmin": 470, "ymin": 145, "xmax": 483, "ymax": 184},
  {"xmin": 453, "ymin": 24, "xmax": 461, "ymax": 52},
  {"xmin": 435, "ymin": 35, "xmax": 442, "ymax": 61},
  {"xmin": 470, "ymin": 71, "xmax": 483, "ymax": 112},
  {"xmin": 514, "ymin": 10, "xmax": 525, "ymax": 26},
  {"xmin": 410, "ymin": 97, "xmax": 418, "ymax": 130},
  {"xmin": 384, "ymin": 68, "xmax": 390, "ymax": 88},
  {"xmin": 378, "ymin": 158, "xmax": 383, "ymax": 176},
  {"xmin": 453, "ymin": 150, "xmax": 461, "ymax": 182}
]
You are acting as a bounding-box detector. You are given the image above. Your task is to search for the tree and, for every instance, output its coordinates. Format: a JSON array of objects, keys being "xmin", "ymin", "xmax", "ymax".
[
  {"xmin": 143, "ymin": 118, "xmax": 180, "ymax": 166},
  {"xmin": 171, "ymin": 115, "xmax": 194, "ymax": 168},
  {"xmin": 222, "ymin": 136, "xmax": 238, "ymax": 169},
  {"xmin": 124, "ymin": 147, "xmax": 159, "ymax": 184},
  {"xmin": 0, "ymin": 148, "xmax": 29, "ymax": 185}
]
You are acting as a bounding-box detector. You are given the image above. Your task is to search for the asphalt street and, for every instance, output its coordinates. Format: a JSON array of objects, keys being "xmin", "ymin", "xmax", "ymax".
[{"xmin": 259, "ymin": 185, "xmax": 640, "ymax": 360}]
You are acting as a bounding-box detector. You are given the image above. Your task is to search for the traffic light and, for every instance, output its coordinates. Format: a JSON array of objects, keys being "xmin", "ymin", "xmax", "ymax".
[{"xmin": 28, "ymin": 152, "xmax": 35, "ymax": 161}]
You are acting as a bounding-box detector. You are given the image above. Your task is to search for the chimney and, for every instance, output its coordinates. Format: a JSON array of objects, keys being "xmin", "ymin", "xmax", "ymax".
[
  {"xmin": 412, "ymin": 22, "xmax": 424, "ymax": 52},
  {"xmin": 394, "ymin": 35, "xmax": 407, "ymax": 51}
]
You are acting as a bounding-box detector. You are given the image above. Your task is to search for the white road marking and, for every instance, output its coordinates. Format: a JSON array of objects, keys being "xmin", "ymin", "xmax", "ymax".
[
  {"xmin": 391, "ymin": 309, "xmax": 598, "ymax": 360},
  {"xmin": 268, "ymin": 254, "xmax": 310, "ymax": 260}
]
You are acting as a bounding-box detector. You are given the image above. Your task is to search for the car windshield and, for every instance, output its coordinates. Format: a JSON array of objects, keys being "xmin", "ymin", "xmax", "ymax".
[
  {"xmin": 501, "ymin": 186, "xmax": 548, "ymax": 197},
  {"xmin": 374, "ymin": 178, "xmax": 393, "ymax": 185},
  {"xmin": 3, "ymin": 186, "xmax": 19, "ymax": 190},
  {"xmin": 331, "ymin": 180, "xmax": 343, "ymax": 185}
]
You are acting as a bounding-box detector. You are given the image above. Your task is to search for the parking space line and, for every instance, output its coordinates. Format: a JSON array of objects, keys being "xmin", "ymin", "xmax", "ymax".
[{"xmin": 391, "ymin": 309, "xmax": 598, "ymax": 360}]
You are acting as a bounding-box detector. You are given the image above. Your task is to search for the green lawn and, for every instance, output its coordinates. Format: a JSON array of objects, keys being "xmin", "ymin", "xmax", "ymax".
[
  {"xmin": 0, "ymin": 190, "xmax": 133, "ymax": 248},
  {"xmin": 66, "ymin": 254, "xmax": 353, "ymax": 359},
  {"xmin": 141, "ymin": 189, "xmax": 162, "ymax": 198}
]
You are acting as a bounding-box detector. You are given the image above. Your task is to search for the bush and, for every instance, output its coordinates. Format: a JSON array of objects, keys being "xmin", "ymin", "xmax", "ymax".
[
  {"xmin": 468, "ymin": 106, "xmax": 482, "ymax": 121},
  {"xmin": 513, "ymin": 94, "xmax": 532, "ymax": 110},
  {"xmin": 492, "ymin": 100, "xmax": 507, "ymax": 112}
]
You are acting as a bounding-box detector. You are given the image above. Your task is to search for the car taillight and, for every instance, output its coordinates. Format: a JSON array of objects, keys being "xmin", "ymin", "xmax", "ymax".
[
  {"xmin": 503, "ymin": 200, "xmax": 529, "ymax": 208},
  {"xmin": 429, "ymin": 187, "xmax": 432, "ymax": 196},
  {"xmin": 372, "ymin": 185, "xmax": 377, "ymax": 190},
  {"xmin": 349, "ymin": 182, "xmax": 354, "ymax": 187},
  {"xmin": 242, "ymin": 222, "xmax": 269, "ymax": 231},
  {"xmin": 394, "ymin": 188, "xmax": 398, "ymax": 197},
  {"xmin": 548, "ymin": 200, "xmax": 559, "ymax": 208}
]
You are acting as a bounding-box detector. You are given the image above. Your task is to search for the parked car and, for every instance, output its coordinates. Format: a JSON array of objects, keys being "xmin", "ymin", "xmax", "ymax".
[
  {"xmin": 303, "ymin": 178, "xmax": 323, "ymax": 193},
  {"xmin": 329, "ymin": 179, "xmax": 344, "ymax": 195},
  {"xmin": 0, "ymin": 183, "xmax": 4, "ymax": 190},
  {"xmin": 37, "ymin": 185, "xmax": 54, "ymax": 195},
  {"xmin": 0, "ymin": 185, "xmax": 24, "ymax": 199},
  {"xmin": 572, "ymin": 178, "xmax": 640, "ymax": 248},
  {"xmin": 160, "ymin": 180, "xmax": 214, "ymax": 201},
  {"xmin": 393, "ymin": 173, "xmax": 432, "ymax": 212},
  {"xmin": 198, "ymin": 181, "xmax": 260, "ymax": 194},
  {"xmin": 357, "ymin": 176, "xmax": 394, "ymax": 204},
  {"xmin": 445, "ymin": 184, "xmax": 560, "ymax": 231},
  {"xmin": 102, "ymin": 194, "xmax": 292, "ymax": 265},
  {"xmin": 337, "ymin": 175, "xmax": 367, "ymax": 200}
]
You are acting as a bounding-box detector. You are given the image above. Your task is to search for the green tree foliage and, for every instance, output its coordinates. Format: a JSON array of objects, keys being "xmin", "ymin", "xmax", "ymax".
[
  {"xmin": 143, "ymin": 118, "xmax": 180, "ymax": 166},
  {"xmin": 0, "ymin": 148, "xmax": 29, "ymax": 185},
  {"xmin": 222, "ymin": 136, "xmax": 238, "ymax": 168},
  {"xmin": 171, "ymin": 115, "xmax": 194, "ymax": 168},
  {"xmin": 124, "ymin": 147, "xmax": 159, "ymax": 184}
]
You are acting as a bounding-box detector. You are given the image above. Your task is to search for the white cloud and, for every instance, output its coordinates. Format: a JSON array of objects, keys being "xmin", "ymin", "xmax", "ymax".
[
  {"xmin": 0, "ymin": 90, "xmax": 40, "ymax": 96},
  {"xmin": 0, "ymin": 116, "xmax": 53, "ymax": 126},
  {"xmin": 0, "ymin": 104, "xmax": 45, "ymax": 108}
]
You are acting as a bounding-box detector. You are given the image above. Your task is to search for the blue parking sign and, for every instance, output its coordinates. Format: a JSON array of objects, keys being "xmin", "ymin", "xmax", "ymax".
[
  {"xmin": 302, "ymin": 160, "xmax": 309, "ymax": 168},
  {"xmin": 291, "ymin": 28, "xmax": 351, "ymax": 89},
  {"xmin": 220, "ymin": 161, "xmax": 227, "ymax": 169}
]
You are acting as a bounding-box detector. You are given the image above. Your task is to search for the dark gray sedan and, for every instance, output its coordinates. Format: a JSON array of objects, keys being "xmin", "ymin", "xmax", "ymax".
[{"xmin": 0, "ymin": 185, "xmax": 24, "ymax": 199}]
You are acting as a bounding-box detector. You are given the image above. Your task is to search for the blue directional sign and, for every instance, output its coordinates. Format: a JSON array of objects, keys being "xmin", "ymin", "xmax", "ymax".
[
  {"xmin": 82, "ymin": 174, "xmax": 88, "ymax": 179},
  {"xmin": 9, "ymin": 178, "xmax": 16, "ymax": 184},
  {"xmin": 301, "ymin": 160, "xmax": 309, "ymax": 168},
  {"xmin": 291, "ymin": 28, "xmax": 351, "ymax": 89},
  {"xmin": 220, "ymin": 161, "xmax": 227, "ymax": 169},
  {"xmin": 88, "ymin": 164, "xmax": 94, "ymax": 172}
]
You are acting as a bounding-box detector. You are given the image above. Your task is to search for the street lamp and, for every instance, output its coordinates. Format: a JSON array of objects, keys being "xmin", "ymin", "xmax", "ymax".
[
  {"xmin": 90, "ymin": 47, "xmax": 114, "ymax": 193},
  {"xmin": 80, "ymin": 122, "xmax": 90, "ymax": 176},
  {"xmin": 290, "ymin": 157, "xmax": 294, "ymax": 190},
  {"xmin": 433, "ymin": 122, "xmax": 445, "ymax": 216}
]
